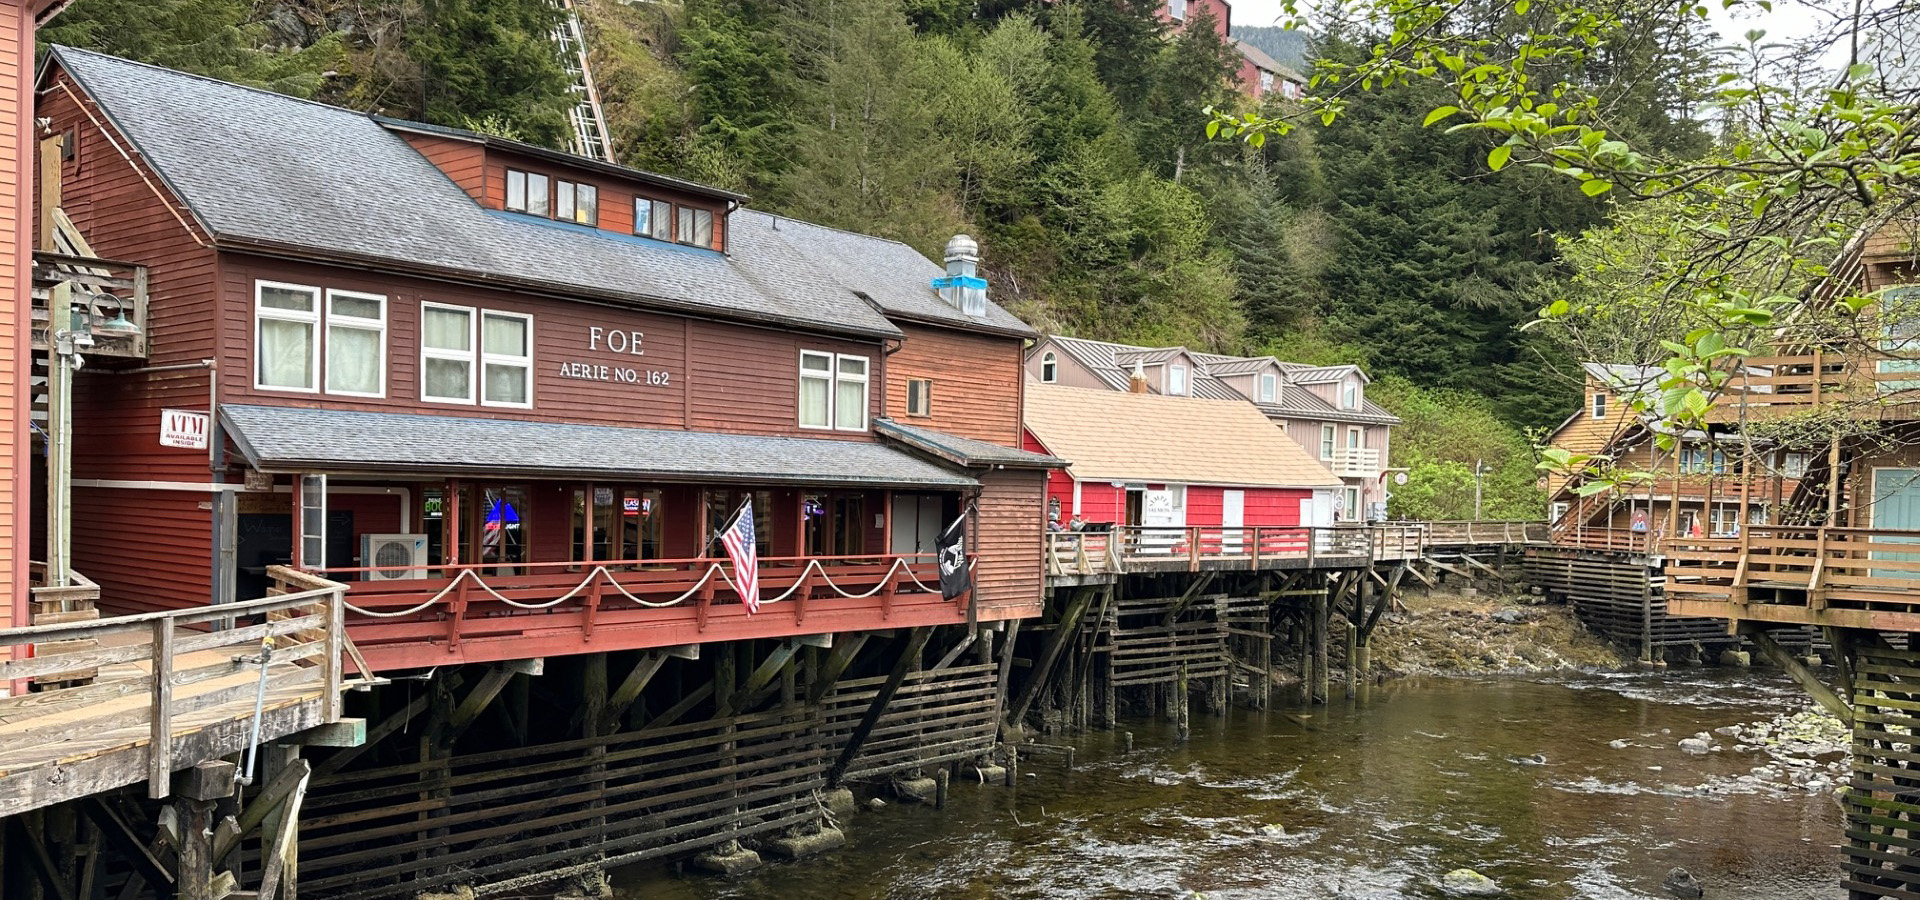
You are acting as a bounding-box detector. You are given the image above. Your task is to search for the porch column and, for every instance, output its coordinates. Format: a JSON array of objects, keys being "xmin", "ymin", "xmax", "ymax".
[
  {"xmin": 290, "ymin": 475, "xmax": 304, "ymax": 569},
  {"xmin": 446, "ymin": 479, "xmax": 461, "ymax": 567}
]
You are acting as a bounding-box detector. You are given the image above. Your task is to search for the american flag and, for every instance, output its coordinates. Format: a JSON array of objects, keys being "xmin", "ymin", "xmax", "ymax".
[{"xmin": 721, "ymin": 501, "xmax": 760, "ymax": 614}]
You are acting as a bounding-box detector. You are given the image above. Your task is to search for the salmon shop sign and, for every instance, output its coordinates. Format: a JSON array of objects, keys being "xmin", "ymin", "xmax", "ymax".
[{"xmin": 559, "ymin": 325, "xmax": 671, "ymax": 386}]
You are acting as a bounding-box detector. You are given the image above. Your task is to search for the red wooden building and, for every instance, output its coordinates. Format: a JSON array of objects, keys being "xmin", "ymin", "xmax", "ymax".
[
  {"xmin": 1022, "ymin": 383, "xmax": 1341, "ymax": 532},
  {"xmin": 36, "ymin": 47, "xmax": 1059, "ymax": 672}
]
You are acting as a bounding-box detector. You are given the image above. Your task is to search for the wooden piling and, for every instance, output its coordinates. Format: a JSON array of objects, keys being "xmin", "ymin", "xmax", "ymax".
[
  {"xmin": 1175, "ymin": 663, "xmax": 1190, "ymax": 742},
  {"xmin": 1312, "ymin": 585, "xmax": 1330, "ymax": 705}
]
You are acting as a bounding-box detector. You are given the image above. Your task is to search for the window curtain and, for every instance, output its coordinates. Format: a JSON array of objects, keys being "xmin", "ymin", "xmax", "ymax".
[
  {"xmin": 327, "ymin": 325, "xmax": 380, "ymax": 394},
  {"xmin": 835, "ymin": 379, "xmax": 866, "ymax": 429},
  {"xmin": 800, "ymin": 375, "xmax": 831, "ymax": 427},
  {"xmin": 259, "ymin": 319, "xmax": 313, "ymax": 389}
]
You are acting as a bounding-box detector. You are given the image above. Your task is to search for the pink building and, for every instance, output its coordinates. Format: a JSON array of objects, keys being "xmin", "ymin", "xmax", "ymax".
[{"xmin": 1232, "ymin": 37, "xmax": 1307, "ymax": 100}]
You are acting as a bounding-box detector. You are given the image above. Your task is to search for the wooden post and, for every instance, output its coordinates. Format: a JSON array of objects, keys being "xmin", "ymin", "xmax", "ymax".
[
  {"xmin": 1007, "ymin": 584, "xmax": 1101, "ymax": 728},
  {"xmin": 149, "ymin": 620, "xmax": 175, "ymax": 799},
  {"xmin": 175, "ymin": 761, "xmax": 236, "ymax": 900},
  {"xmin": 582, "ymin": 653, "xmax": 608, "ymax": 868},
  {"xmin": 1344, "ymin": 577, "xmax": 1363, "ymax": 700},
  {"xmin": 1312, "ymin": 582, "xmax": 1329, "ymax": 704},
  {"xmin": 829, "ymin": 627, "xmax": 932, "ymax": 787},
  {"xmin": 1175, "ymin": 663, "xmax": 1190, "ymax": 742}
]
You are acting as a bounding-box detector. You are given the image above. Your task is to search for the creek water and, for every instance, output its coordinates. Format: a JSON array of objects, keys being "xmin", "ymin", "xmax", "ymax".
[{"xmin": 614, "ymin": 671, "xmax": 1845, "ymax": 899}]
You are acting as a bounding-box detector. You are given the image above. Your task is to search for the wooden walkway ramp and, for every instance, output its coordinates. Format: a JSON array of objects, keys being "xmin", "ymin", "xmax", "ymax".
[{"xmin": 0, "ymin": 584, "xmax": 361, "ymax": 818}]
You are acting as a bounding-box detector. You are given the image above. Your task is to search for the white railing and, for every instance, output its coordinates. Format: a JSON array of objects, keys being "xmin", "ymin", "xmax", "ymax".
[{"xmin": 1330, "ymin": 446, "xmax": 1382, "ymax": 478}]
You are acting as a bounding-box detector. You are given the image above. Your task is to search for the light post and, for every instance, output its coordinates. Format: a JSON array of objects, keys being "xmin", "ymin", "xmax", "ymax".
[{"xmin": 1472, "ymin": 459, "xmax": 1487, "ymax": 520}]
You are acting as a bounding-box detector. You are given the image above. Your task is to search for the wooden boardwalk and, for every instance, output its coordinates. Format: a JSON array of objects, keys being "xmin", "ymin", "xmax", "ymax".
[
  {"xmin": 1045, "ymin": 521, "xmax": 1548, "ymax": 582},
  {"xmin": 0, "ymin": 582, "xmax": 360, "ymax": 817}
]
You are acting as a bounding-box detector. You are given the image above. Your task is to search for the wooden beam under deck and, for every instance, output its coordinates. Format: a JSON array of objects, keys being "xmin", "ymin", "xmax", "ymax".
[{"xmin": 1668, "ymin": 598, "xmax": 1920, "ymax": 633}]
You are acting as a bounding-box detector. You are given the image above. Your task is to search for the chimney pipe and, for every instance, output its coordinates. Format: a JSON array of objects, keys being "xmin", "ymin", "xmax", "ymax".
[
  {"xmin": 1129, "ymin": 360, "xmax": 1150, "ymax": 394},
  {"xmin": 936, "ymin": 234, "xmax": 988, "ymax": 316}
]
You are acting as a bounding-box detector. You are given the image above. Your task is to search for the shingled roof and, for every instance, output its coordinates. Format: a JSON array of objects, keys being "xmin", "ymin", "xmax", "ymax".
[
  {"xmin": 221, "ymin": 405, "xmax": 979, "ymax": 488},
  {"xmin": 1022, "ymin": 385, "xmax": 1342, "ymax": 489},
  {"xmin": 1047, "ymin": 337, "xmax": 1401, "ymax": 425},
  {"xmin": 48, "ymin": 46, "xmax": 1033, "ymax": 341}
]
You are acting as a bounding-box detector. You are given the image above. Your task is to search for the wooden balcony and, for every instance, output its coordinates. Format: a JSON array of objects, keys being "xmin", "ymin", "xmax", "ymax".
[
  {"xmin": 295, "ymin": 554, "xmax": 963, "ymax": 671},
  {"xmin": 1329, "ymin": 446, "xmax": 1382, "ymax": 479},
  {"xmin": 1714, "ymin": 351, "xmax": 1920, "ymax": 421},
  {"xmin": 1665, "ymin": 526, "xmax": 1920, "ymax": 631},
  {"xmin": 0, "ymin": 583, "xmax": 362, "ymax": 817}
]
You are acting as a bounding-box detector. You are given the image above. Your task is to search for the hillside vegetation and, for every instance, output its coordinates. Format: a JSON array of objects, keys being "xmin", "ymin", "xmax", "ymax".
[{"xmin": 37, "ymin": 0, "xmax": 1715, "ymax": 519}]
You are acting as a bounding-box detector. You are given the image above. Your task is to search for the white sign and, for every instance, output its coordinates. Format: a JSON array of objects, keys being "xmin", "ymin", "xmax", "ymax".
[{"xmin": 160, "ymin": 409, "xmax": 210, "ymax": 450}]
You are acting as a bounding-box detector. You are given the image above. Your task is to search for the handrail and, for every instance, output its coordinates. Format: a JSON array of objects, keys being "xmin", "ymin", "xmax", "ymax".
[
  {"xmin": 0, "ymin": 584, "xmax": 341, "ymax": 646},
  {"xmin": 1042, "ymin": 521, "xmax": 1548, "ymax": 577}
]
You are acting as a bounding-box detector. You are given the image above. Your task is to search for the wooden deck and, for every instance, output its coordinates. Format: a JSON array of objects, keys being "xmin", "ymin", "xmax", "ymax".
[
  {"xmin": 1044, "ymin": 522, "xmax": 1547, "ymax": 581},
  {"xmin": 0, "ymin": 584, "xmax": 361, "ymax": 817},
  {"xmin": 1666, "ymin": 526, "xmax": 1920, "ymax": 631}
]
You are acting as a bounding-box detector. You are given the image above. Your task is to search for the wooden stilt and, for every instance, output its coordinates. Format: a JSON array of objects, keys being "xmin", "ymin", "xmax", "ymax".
[
  {"xmin": 1175, "ymin": 663, "xmax": 1190, "ymax": 742},
  {"xmin": 829, "ymin": 628, "xmax": 932, "ymax": 788},
  {"xmin": 1008, "ymin": 584, "xmax": 1102, "ymax": 728},
  {"xmin": 1313, "ymin": 583, "xmax": 1330, "ymax": 705}
]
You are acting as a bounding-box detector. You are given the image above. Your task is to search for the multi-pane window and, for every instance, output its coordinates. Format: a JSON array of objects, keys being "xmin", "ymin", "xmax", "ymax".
[
  {"xmin": 1780, "ymin": 451, "xmax": 1810, "ymax": 479},
  {"xmin": 257, "ymin": 281, "xmax": 389, "ymax": 396},
  {"xmin": 422, "ymin": 303, "xmax": 534, "ymax": 407},
  {"xmin": 1347, "ymin": 426, "xmax": 1363, "ymax": 449},
  {"xmin": 1169, "ymin": 0, "xmax": 1188, "ymax": 20},
  {"xmin": 505, "ymin": 170, "xmax": 551, "ymax": 216},
  {"xmin": 635, "ymin": 198, "xmax": 672, "ymax": 241},
  {"xmin": 798, "ymin": 351, "xmax": 870, "ymax": 431},
  {"xmin": 1680, "ymin": 446, "xmax": 1729, "ymax": 474},
  {"xmin": 481, "ymin": 311, "xmax": 534, "ymax": 407},
  {"xmin": 1040, "ymin": 352, "xmax": 1058, "ymax": 383},
  {"xmin": 1591, "ymin": 393, "xmax": 1608, "ymax": 419},
  {"xmin": 325, "ymin": 290, "xmax": 386, "ymax": 397},
  {"xmin": 1258, "ymin": 372, "xmax": 1277, "ymax": 402},
  {"xmin": 907, "ymin": 379, "xmax": 932, "ymax": 417},
  {"xmin": 421, "ymin": 303, "xmax": 475, "ymax": 404},
  {"xmin": 555, "ymin": 180, "xmax": 598, "ymax": 225},
  {"xmin": 1319, "ymin": 424, "xmax": 1336, "ymax": 460},
  {"xmin": 836, "ymin": 356, "xmax": 869, "ymax": 430},
  {"xmin": 256, "ymin": 282, "xmax": 321, "ymax": 392}
]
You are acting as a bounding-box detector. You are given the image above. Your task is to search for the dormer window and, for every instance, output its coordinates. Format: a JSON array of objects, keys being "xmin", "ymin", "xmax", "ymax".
[
  {"xmin": 506, "ymin": 168, "xmax": 597, "ymax": 225},
  {"xmin": 555, "ymin": 180, "xmax": 598, "ymax": 225},
  {"xmin": 636, "ymin": 199, "xmax": 671, "ymax": 241},
  {"xmin": 1168, "ymin": 364, "xmax": 1189, "ymax": 396},
  {"xmin": 1342, "ymin": 381, "xmax": 1359, "ymax": 409},
  {"xmin": 1258, "ymin": 372, "xmax": 1277, "ymax": 402},
  {"xmin": 677, "ymin": 207, "xmax": 715, "ymax": 248},
  {"xmin": 1591, "ymin": 393, "xmax": 1608, "ymax": 419},
  {"xmin": 1041, "ymin": 352, "xmax": 1058, "ymax": 383},
  {"xmin": 505, "ymin": 169, "xmax": 549, "ymax": 216}
]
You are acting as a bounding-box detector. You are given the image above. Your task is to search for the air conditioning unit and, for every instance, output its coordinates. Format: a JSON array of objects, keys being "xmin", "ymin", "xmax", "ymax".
[{"xmin": 361, "ymin": 534, "xmax": 429, "ymax": 580}]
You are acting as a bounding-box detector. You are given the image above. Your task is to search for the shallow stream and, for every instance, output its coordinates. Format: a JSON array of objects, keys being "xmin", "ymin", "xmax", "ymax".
[{"xmin": 615, "ymin": 671, "xmax": 1845, "ymax": 899}]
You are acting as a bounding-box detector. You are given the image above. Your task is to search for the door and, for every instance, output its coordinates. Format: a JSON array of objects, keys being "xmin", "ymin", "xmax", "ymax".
[
  {"xmin": 890, "ymin": 493, "xmax": 946, "ymax": 555},
  {"xmin": 1140, "ymin": 487, "xmax": 1181, "ymax": 555},
  {"xmin": 1872, "ymin": 468, "xmax": 1920, "ymax": 578},
  {"xmin": 1222, "ymin": 489, "xmax": 1245, "ymax": 554}
]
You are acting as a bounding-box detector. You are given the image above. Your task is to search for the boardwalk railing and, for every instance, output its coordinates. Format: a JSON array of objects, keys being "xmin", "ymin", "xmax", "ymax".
[
  {"xmin": 1548, "ymin": 525, "xmax": 1664, "ymax": 555},
  {"xmin": 1044, "ymin": 521, "xmax": 1541, "ymax": 578},
  {"xmin": 298, "ymin": 553, "xmax": 953, "ymax": 667},
  {"xmin": 1665, "ymin": 525, "xmax": 1920, "ymax": 626},
  {"xmin": 1714, "ymin": 350, "xmax": 1920, "ymax": 419},
  {"xmin": 0, "ymin": 579, "xmax": 356, "ymax": 815}
]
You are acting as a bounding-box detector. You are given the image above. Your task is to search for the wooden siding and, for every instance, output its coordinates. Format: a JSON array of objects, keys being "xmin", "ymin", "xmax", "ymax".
[
  {"xmin": 479, "ymin": 147, "xmax": 727, "ymax": 251},
  {"xmin": 974, "ymin": 467, "xmax": 1044, "ymax": 617},
  {"xmin": 215, "ymin": 255, "xmax": 884, "ymax": 439},
  {"xmin": 887, "ymin": 322, "xmax": 1024, "ymax": 445},
  {"xmin": 0, "ymin": 0, "xmax": 25, "ymax": 634},
  {"xmin": 399, "ymin": 133, "xmax": 487, "ymax": 201},
  {"xmin": 38, "ymin": 68, "xmax": 223, "ymax": 614}
]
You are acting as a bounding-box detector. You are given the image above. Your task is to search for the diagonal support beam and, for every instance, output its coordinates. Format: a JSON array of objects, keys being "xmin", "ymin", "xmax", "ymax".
[
  {"xmin": 807, "ymin": 633, "xmax": 870, "ymax": 705},
  {"xmin": 82, "ymin": 799, "xmax": 174, "ymax": 896},
  {"xmin": 600, "ymin": 651, "xmax": 668, "ymax": 733},
  {"xmin": 314, "ymin": 671, "xmax": 463, "ymax": 777},
  {"xmin": 1745, "ymin": 626, "xmax": 1852, "ymax": 727},
  {"xmin": 447, "ymin": 665, "xmax": 521, "ymax": 744},
  {"xmin": 828, "ymin": 627, "xmax": 932, "ymax": 788},
  {"xmin": 733, "ymin": 640, "xmax": 802, "ymax": 712},
  {"xmin": 1008, "ymin": 584, "xmax": 1104, "ymax": 727}
]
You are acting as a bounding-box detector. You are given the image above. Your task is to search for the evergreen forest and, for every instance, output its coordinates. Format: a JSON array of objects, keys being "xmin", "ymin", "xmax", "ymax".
[{"xmin": 37, "ymin": 0, "xmax": 1722, "ymax": 519}]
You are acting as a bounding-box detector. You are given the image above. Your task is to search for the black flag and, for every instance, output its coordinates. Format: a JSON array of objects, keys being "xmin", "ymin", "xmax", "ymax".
[{"xmin": 937, "ymin": 512, "xmax": 971, "ymax": 600}]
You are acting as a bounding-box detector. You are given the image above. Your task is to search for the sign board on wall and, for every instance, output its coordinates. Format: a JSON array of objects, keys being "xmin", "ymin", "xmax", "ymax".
[{"xmin": 159, "ymin": 409, "xmax": 210, "ymax": 450}]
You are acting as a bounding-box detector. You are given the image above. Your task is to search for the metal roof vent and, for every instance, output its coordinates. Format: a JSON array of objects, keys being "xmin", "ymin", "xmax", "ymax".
[{"xmin": 933, "ymin": 234, "xmax": 988, "ymax": 317}]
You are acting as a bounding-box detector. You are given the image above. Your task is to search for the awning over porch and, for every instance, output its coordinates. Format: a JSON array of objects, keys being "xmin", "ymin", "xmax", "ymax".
[
  {"xmin": 873, "ymin": 418, "xmax": 1064, "ymax": 469},
  {"xmin": 219, "ymin": 404, "xmax": 980, "ymax": 489}
]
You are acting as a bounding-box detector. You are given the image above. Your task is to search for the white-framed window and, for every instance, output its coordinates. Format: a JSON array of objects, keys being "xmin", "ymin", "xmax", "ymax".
[
  {"xmin": 421, "ymin": 302, "xmax": 477, "ymax": 404},
  {"xmin": 1258, "ymin": 372, "xmax": 1277, "ymax": 402},
  {"xmin": 1347, "ymin": 426, "xmax": 1363, "ymax": 449},
  {"xmin": 255, "ymin": 281, "xmax": 322, "ymax": 393},
  {"xmin": 324, "ymin": 289, "xmax": 386, "ymax": 398},
  {"xmin": 1344, "ymin": 486, "xmax": 1361, "ymax": 516},
  {"xmin": 1320, "ymin": 424, "xmax": 1336, "ymax": 460},
  {"xmin": 1342, "ymin": 380, "xmax": 1359, "ymax": 409},
  {"xmin": 1168, "ymin": 364, "xmax": 1189, "ymax": 396},
  {"xmin": 1549, "ymin": 501, "xmax": 1570, "ymax": 523},
  {"xmin": 798, "ymin": 351, "xmax": 870, "ymax": 431},
  {"xmin": 481, "ymin": 311, "xmax": 534, "ymax": 408},
  {"xmin": 835, "ymin": 355, "xmax": 869, "ymax": 430},
  {"xmin": 800, "ymin": 351, "xmax": 833, "ymax": 428},
  {"xmin": 907, "ymin": 378, "xmax": 932, "ymax": 417},
  {"xmin": 1591, "ymin": 392, "xmax": 1608, "ymax": 419},
  {"xmin": 1040, "ymin": 351, "xmax": 1058, "ymax": 383},
  {"xmin": 1259, "ymin": 70, "xmax": 1275, "ymax": 93},
  {"xmin": 1169, "ymin": 0, "xmax": 1187, "ymax": 20}
]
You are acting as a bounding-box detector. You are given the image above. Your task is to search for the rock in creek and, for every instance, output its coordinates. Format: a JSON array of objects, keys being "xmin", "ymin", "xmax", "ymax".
[
  {"xmin": 1678, "ymin": 738, "xmax": 1712, "ymax": 754},
  {"xmin": 1663, "ymin": 866, "xmax": 1705, "ymax": 898},
  {"xmin": 1258, "ymin": 823, "xmax": 1287, "ymax": 837},
  {"xmin": 1440, "ymin": 868, "xmax": 1501, "ymax": 896}
]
